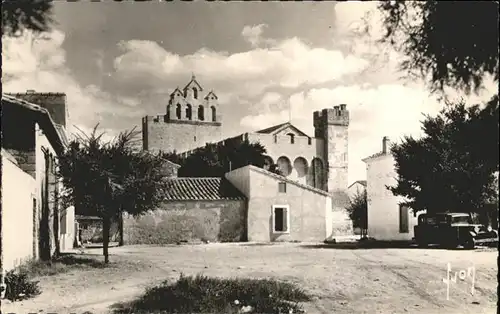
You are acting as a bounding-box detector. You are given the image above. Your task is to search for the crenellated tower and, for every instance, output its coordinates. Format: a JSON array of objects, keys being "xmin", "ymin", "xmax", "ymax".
[
  {"xmin": 313, "ymin": 104, "xmax": 349, "ymax": 195},
  {"xmin": 142, "ymin": 75, "xmax": 223, "ymax": 154}
]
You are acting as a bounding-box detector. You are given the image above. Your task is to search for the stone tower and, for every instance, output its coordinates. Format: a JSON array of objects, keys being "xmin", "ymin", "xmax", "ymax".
[
  {"xmin": 142, "ymin": 75, "xmax": 223, "ymax": 154},
  {"xmin": 313, "ymin": 104, "xmax": 349, "ymax": 194}
]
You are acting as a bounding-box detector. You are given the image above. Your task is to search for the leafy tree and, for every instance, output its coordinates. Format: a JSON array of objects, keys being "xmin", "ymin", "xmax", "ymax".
[
  {"xmin": 389, "ymin": 96, "xmax": 499, "ymax": 217},
  {"xmin": 2, "ymin": 0, "xmax": 54, "ymax": 37},
  {"xmin": 163, "ymin": 138, "xmax": 283, "ymax": 177},
  {"xmin": 346, "ymin": 190, "xmax": 368, "ymax": 238},
  {"xmin": 57, "ymin": 126, "xmax": 169, "ymax": 263},
  {"xmin": 375, "ymin": 1, "xmax": 499, "ymax": 95}
]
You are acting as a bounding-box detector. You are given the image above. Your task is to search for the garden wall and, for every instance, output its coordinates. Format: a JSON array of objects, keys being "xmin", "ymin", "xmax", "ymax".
[{"xmin": 123, "ymin": 200, "xmax": 246, "ymax": 244}]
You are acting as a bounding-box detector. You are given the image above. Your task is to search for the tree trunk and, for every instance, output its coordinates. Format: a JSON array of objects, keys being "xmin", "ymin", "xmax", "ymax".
[
  {"xmin": 118, "ymin": 212, "xmax": 124, "ymax": 246},
  {"xmin": 102, "ymin": 215, "xmax": 110, "ymax": 264}
]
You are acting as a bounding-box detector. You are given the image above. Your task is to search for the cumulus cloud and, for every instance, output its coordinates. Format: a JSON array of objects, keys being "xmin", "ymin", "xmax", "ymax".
[
  {"xmin": 112, "ymin": 32, "xmax": 369, "ymax": 98},
  {"xmin": 2, "ymin": 30, "xmax": 144, "ymax": 142},
  {"xmin": 241, "ymin": 23, "xmax": 275, "ymax": 48}
]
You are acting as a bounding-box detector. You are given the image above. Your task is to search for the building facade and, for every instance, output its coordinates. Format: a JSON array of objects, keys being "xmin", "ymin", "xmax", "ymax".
[
  {"xmin": 141, "ymin": 76, "xmax": 353, "ymax": 237},
  {"xmin": 1, "ymin": 93, "xmax": 74, "ymax": 271},
  {"xmin": 363, "ymin": 137, "xmax": 418, "ymax": 241},
  {"xmin": 142, "ymin": 75, "xmax": 223, "ymax": 154}
]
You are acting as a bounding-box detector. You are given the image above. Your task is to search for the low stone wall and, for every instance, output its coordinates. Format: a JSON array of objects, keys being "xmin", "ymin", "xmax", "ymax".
[{"xmin": 123, "ymin": 200, "xmax": 246, "ymax": 244}]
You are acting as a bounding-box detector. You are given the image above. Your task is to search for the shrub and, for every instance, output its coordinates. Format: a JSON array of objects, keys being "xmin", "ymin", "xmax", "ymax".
[
  {"xmin": 116, "ymin": 274, "xmax": 311, "ymax": 314},
  {"xmin": 1, "ymin": 269, "xmax": 41, "ymax": 301}
]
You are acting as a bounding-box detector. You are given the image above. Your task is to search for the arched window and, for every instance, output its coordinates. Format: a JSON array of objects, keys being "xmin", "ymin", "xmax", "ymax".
[
  {"xmin": 192, "ymin": 87, "xmax": 198, "ymax": 99},
  {"xmin": 185, "ymin": 104, "xmax": 192, "ymax": 120},
  {"xmin": 166, "ymin": 104, "xmax": 171, "ymax": 119},
  {"xmin": 277, "ymin": 156, "xmax": 292, "ymax": 177},
  {"xmin": 287, "ymin": 133, "xmax": 295, "ymax": 144},
  {"xmin": 198, "ymin": 105, "xmax": 205, "ymax": 121},
  {"xmin": 211, "ymin": 106, "xmax": 217, "ymax": 122},
  {"xmin": 176, "ymin": 104, "xmax": 182, "ymax": 119}
]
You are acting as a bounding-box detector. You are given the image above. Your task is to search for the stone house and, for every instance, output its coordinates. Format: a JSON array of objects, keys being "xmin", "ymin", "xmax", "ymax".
[
  {"xmin": 226, "ymin": 165, "xmax": 335, "ymax": 242},
  {"xmin": 124, "ymin": 162, "xmax": 338, "ymax": 244},
  {"xmin": 362, "ymin": 136, "xmax": 418, "ymax": 241},
  {"xmin": 1, "ymin": 93, "xmax": 74, "ymax": 271},
  {"xmin": 123, "ymin": 177, "xmax": 247, "ymax": 244},
  {"xmin": 348, "ymin": 180, "xmax": 366, "ymax": 199}
]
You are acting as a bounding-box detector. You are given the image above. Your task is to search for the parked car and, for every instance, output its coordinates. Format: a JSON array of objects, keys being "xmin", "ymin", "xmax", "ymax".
[{"xmin": 414, "ymin": 212, "xmax": 498, "ymax": 249}]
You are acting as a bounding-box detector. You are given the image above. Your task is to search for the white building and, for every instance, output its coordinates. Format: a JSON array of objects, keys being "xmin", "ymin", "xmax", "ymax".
[
  {"xmin": 348, "ymin": 180, "xmax": 366, "ymax": 199},
  {"xmin": 362, "ymin": 136, "xmax": 418, "ymax": 241}
]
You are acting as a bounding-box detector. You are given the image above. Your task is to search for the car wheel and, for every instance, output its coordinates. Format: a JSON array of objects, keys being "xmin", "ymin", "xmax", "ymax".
[{"xmin": 463, "ymin": 237, "xmax": 475, "ymax": 249}]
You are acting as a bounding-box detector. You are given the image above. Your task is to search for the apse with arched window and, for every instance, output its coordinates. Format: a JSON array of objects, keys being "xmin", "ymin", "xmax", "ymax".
[
  {"xmin": 293, "ymin": 157, "xmax": 308, "ymax": 180},
  {"xmin": 198, "ymin": 105, "xmax": 205, "ymax": 121},
  {"xmin": 277, "ymin": 156, "xmax": 292, "ymax": 177}
]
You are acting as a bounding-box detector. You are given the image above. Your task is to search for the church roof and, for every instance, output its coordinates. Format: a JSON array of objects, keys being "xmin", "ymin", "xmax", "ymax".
[
  {"xmin": 255, "ymin": 122, "xmax": 309, "ymax": 137},
  {"xmin": 183, "ymin": 74, "xmax": 203, "ymax": 92},
  {"xmin": 204, "ymin": 90, "xmax": 218, "ymax": 100},
  {"xmin": 163, "ymin": 177, "xmax": 246, "ymax": 201}
]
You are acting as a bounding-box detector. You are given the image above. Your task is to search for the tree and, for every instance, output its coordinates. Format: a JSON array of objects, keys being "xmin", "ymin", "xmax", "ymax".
[
  {"xmin": 163, "ymin": 138, "xmax": 283, "ymax": 177},
  {"xmin": 346, "ymin": 190, "xmax": 368, "ymax": 238},
  {"xmin": 57, "ymin": 126, "xmax": 169, "ymax": 263},
  {"xmin": 375, "ymin": 1, "xmax": 499, "ymax": 95},
  {"xmin": 2, "ymin": 0, "xmax": 54, "ymax": 37},
  {"xmin": 389, "ymin": 96, "xmax": 499, "ymax": 217}
]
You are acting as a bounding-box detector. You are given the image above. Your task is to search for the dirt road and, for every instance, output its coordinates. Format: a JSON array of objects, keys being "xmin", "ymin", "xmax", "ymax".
[{"xmin": 3, "ymin": 243, "xmax": 497, "ymax": 314}]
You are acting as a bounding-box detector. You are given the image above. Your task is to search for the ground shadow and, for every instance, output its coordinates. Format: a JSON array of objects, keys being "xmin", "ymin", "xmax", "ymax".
[
  {"xmin": 56, "ymin": 253, "xmax": 109, "ymax": 268},
  {"xmin": 299, "ymin": 241, "xmax": 484, "ymax": 251}
]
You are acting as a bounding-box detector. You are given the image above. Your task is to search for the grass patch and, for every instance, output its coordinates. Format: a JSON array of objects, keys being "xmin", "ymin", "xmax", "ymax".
[
  {"xmin": 113, "ymin": 274, "xmax": 311, "ymax": 314},
  {"xmin": 17, "ymin": 254, "xmax": 108, "ymax": 278}
]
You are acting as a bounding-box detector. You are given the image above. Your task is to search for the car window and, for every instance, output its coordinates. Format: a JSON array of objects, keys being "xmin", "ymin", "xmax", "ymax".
[{"xmin": 452, "ymin": 216, "xmax": 471, "ymax": 224}]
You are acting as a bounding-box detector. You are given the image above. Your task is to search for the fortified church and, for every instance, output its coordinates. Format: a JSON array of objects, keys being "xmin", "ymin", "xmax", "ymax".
[{"xmin": 142, "ymin": 75, "xmax": 350, "ymax": 203}]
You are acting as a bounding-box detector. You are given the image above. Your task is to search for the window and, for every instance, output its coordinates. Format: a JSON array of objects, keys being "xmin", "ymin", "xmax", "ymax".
[
  {"xmin": 185, "ymin": 104, "xmax": 192, "ymax": 120},
  {"xmin": 211, "ymin": 106, "xmax": 217, "ymax": 122},
  {"xmin": 399, "ymin": 205, "xmax": 409, "ymax": 233},
  {"xmin": 278, "ymin": 182, "xmax": 286, "ymax": 193},
  {"xmin": 192, "ymin": 87, "xmax": 198, "ymax": 99},
  {"xmin": 287, "ymin": 133, "xmax": 295, "ymax": 144},
  {"xmin": 198, "ymin": 105, "xmax": 205, "ymax": 121},
  {"xmin": 176, "ymin": 104, "xmax": 182, "ymax": 119},
  {"xmin": 273, "ymin": 205, "xmax": 290, "ymax": 233}
]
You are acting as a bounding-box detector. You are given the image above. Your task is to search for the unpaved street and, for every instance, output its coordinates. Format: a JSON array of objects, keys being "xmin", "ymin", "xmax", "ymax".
[{"xmin": 3, "ymin": 243, "xmax": 497, "ymax": 314}]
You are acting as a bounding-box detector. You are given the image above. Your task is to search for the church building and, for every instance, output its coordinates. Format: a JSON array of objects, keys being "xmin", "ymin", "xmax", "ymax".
[{"xmin": 140, "ymin": 76, "xmax": 353, "ymax": 239}]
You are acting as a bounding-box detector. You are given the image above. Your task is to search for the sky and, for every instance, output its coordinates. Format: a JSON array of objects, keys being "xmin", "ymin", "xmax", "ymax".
[{"xmin": 2, "ymin": 1, "xmax": 496, "ymax": 184}]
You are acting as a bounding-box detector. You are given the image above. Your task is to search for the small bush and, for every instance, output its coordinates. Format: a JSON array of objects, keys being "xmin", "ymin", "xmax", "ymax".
[
  {"xmin": 115, "ymin": 274, "xmax": 311, "ymax": 314},
  {"xmin": 1, "ymin": 269, "xmax": 41, "ymax": 301}
]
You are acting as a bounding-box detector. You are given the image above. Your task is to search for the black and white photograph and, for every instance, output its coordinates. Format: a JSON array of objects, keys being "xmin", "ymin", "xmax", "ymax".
[{"xmin": 1, "ymin": 1, "xmax": 498, "ymax": 313}]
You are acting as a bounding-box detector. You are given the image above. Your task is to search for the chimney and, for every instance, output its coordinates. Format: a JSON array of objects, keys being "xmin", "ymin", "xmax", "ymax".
[
  {"xmin": 333, "ymin": 105, "xmax": 340, "ymax": 114},
  {"xmin": 382, "ymin": 136, "xmax": 390, "ymax": 154},
  {"xmin": 340, "ymin": 104, "xmax": 347, "ymax": 111}
]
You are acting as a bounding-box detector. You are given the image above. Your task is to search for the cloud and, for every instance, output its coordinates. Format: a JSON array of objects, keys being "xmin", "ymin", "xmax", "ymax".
[
  {"xmin": 239, "ymin": 81, "xmax": 497, "ymax": 184},
  {"xmin": 241, "ymin": 23, "xmax": 275, "ymax": 48},
  {"xmin": 2, "ymin": 30, "xmax": 144, "ymax": 142},
  {"xmin": 112, "ymin": 31, "xmax": 369, "ymax": 98}
]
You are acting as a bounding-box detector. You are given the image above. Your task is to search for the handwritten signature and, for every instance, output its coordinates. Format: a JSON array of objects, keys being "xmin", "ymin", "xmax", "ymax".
[{"xmin": 442, "ymin": 262, "xmax": 475, "ymax": 300}]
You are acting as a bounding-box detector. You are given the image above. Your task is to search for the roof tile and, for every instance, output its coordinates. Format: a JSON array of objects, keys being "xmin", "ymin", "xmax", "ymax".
[{"xmin": 164, "ymin": 177, "xmax": 246, "ymax": 201}]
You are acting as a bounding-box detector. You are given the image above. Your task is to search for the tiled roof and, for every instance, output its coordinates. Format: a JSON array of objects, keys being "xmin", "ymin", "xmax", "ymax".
[
  {"xmin": 1, "ymin": 94, "xmax": 66, "ymax": 154},
  {"xmin": 256, "ymin": 122, "xmax": 289, "ymax": 134},
  {"xmin": 76, "ymin": 215, "xmax": 102, "ymax": 221},
  {"xmin": 164, "ymin": 177, "xmax": 246, "ymax": 201},
  {"xmin": 349, "ymin": 180, "xmax": 367, "ymax": 189},
  {"xmin": 362, "ymin": 151, "xmax": 390, "ymax": 162}
]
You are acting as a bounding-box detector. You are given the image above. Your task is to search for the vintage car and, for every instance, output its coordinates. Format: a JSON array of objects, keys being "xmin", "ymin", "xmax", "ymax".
[{"xmin": 413, "ymin": 212, "xmax": 498, "ymax": 249}]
